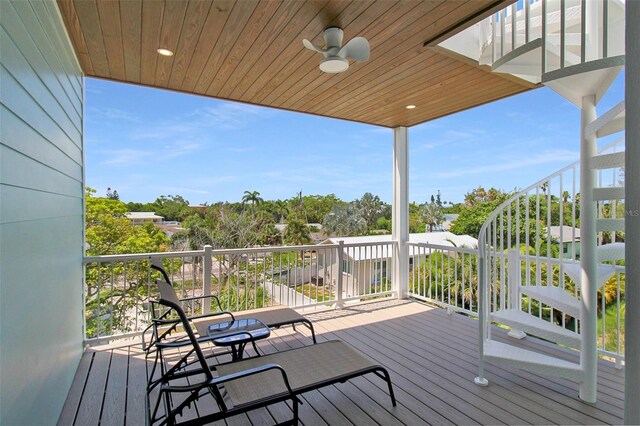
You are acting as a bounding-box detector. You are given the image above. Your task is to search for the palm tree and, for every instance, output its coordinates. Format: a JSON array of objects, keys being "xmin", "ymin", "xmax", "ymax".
[
  {"xmin": 274, "ymin": 200, "xmax": 289, "ymax": 223},
  {"xmin": 322, "ymin": 203, "xmax": 366, "ymax": 236},
  {"xmin": 284, "ymin": 217, "xmax": 312, "ymax": 246},
  {"xmin": 242, "ymin": 190, "xmax": 263, "ymax": 214},
  {"xmin": 421, "ymin": 202, "xmax": 444, "ymax": 232},
  {"xmin": 356, "ymin": 192, "xmax": 383, "ymax": 228}
]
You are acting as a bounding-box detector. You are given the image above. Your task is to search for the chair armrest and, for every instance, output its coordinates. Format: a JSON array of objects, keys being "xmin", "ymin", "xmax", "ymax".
[
  {"xmin": 180, "ymin": 294, "xmax": 225, "ymax": 313},
  {"xmin": 188, "ymin": 310, "xmax": 236, "ymax": 322},
  {"xmin": 211, "ymin": 363, "xmax": 294, "ymax": 394},
  {"xmin": 162, "ymin": 363, "xmax": 294, "ymax": 395}
]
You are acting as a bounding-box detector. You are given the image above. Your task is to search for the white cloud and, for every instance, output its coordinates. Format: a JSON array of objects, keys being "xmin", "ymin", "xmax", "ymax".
[
  {"xmin": 150, "ymin": 186, "xmax": 210, "ymax": 195},
  {"xmin": 130, "ymin": 102, "xmax": 270, "ymax": 142},
  {"xmin": 100, "ymin": 140, "xmax": 203, "ymax": 166},
  {"xmin": 87, "ymin": 107, "xmax": 140, "ymax": 123},
  {"xmin": 435, "ymin": 149, "xmax": 578, "ymax": 178}
]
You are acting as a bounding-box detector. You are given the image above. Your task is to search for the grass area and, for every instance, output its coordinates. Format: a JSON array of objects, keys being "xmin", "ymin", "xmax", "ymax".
[
  {"xmin": 295, "ymin": 283, "xmax": 333, "ymax": 302},
  {"xmin": 597, "ymin": 299, "xmax": 625, "ymax": 354}
]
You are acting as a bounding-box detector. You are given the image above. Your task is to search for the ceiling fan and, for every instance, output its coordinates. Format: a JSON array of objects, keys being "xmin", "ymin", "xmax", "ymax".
[{"xmin": 303, "ymin": 27, "xmax": 370, "ymax": 73}]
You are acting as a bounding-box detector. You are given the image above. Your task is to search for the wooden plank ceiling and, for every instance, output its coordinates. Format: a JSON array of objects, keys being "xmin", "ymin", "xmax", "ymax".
[{"xmin": 57, "ymin": 0, "xmax": 533, "ymax": 128}]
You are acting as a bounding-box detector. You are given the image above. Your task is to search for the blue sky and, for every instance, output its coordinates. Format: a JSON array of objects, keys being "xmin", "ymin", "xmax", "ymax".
[{"xmin": 85, "ymin": 71, "xmax": 624, "ymax": 205}]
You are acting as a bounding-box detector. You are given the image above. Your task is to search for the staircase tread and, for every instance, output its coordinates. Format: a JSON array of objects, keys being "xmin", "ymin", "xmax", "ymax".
[
  {"xmin": 521, "ymin": 285, "xmax": 580, "ymax": 316},
  {"xmin": 593, "ymin": 186, "xmax": 625, "ymax": 200},
  {"xmin": 492, "ymin": 309, "xmax": 579, "ymax": 337},
  {"xmin": 484, "ymin": 339, "xmax": 581, "ymax": 371},
  {"xmin": 590, "ymin": 151, "xmax": 625, "ymax": 170},
  {"xmin": 597, "ymin": 218, "xmax": 625, "ymax": 232},
  {"xmin": 585, "ymin": 100, "xmax": 625, "ymax": 138},
  {"xmin": 561, "ymin": 262, "xmax": 616, "ymax": 287}
]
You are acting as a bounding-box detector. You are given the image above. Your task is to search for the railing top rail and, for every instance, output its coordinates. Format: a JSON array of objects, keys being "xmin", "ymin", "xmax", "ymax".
[
  {"xmin": 341, "ymin": 240, "xmax": 395, "ymax": 249},
  {"xmin": 84, "ymin": 240, "xmax": 400, "ymax": 264},
  {"xmin": 84, "ymin": 250, "xmax": 205, "ymax": 263},
  {"xmin": 489, "ymin": 251, "xmax": 626, "ymax": 271},
  {"xmin": 209, "ymin": 243, "xmax": 339, "ymax": 256},
  {"xmin": 408, "ymin": 242, "xmax": 478, "ymax": 255}
]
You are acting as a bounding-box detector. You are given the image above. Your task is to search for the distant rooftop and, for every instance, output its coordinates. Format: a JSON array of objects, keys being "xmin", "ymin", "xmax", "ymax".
[
  {"xmin": 548, "ymin": 225, "xmax": 581, "ymax": 241},
  {"xmin": 125, "ymin": 212, "xmax": 163, "ymax": 220}
]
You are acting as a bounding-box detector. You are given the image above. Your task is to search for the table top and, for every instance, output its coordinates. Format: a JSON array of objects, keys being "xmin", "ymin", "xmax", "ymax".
[{"xmin": 206, "ymin": 318, "xmax": 270, "ymax": 345}]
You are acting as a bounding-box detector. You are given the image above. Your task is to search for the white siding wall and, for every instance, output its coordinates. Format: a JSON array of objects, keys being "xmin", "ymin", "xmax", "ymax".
[{"xmin": 0, "ymin": 1, "xmax": 84, "ymax": 423}]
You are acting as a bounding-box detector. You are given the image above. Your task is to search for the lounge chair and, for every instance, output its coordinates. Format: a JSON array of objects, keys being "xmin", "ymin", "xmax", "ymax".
[
  {"xmin": 148, "ymin": 287, "xmax": 397, "ymax": 425},
  {"xmin": 149, "ymin": 261, "xmax": 316, "ymax": 344}
]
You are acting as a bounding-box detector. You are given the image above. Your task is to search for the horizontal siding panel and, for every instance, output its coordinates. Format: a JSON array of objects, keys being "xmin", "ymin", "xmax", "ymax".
[
  {"xmin": 0, "ymin": 185, "xmax": 82, "ymax": 225},
  {"xmin": 1, "ymin": 106, "xmax": 82, "ymax": 173},
  {"xmin": 0, "ymin": 67, "xmax": 82, "ymax": 157},
  {"xmin": 1, "ymin": 145, "xmax": 82, "ymax": 198},
  {"xmin": 4, "ymin": 1, "xmax": 82, "ymax": 120},
  {"xmin": 34, "ymin": 0, "xmax": 83, "ymax": 98},
  {"xmin": 1, "ymin": 27, "xmax": 81, "ymax": 142}
]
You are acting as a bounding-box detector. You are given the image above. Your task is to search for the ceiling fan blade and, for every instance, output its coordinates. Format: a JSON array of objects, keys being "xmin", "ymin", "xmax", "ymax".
[
  {"xmin": 303, "ymin": 39, "xmax": 327, "ymax": 53},
  {"xmin": 338, "ymin": 37, "xmax": 370, "ymax": 61}
]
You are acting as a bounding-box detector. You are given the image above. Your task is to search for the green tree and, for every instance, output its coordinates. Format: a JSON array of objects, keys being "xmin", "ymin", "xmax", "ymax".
[
  {"xmin": 105, "ymin": 187, "xmax": 119, "ymax": 200},
  {"xmin": 376, "ymin": 216, "xmax": 392, "ymax": 232},
  {"xmin": 284, "ymin": 217, "xmax": 312, "ymax": 246},
  {"xmin": 242, "ymin": 190, "xmax": 264, "ymax": 213},
  {"xmin": 153, "ymin": 194, "xmax": 189, "ymax": 221},
  {"xmin": 356, "ymin": 192, "xmax": 384, "ymax": 228},
  {"xmin": 84, "ymin": 187, "xmax": 170, "ymax": 337},
  {"xmin": 450, "ymin": 189, "xmax": 509, "ymax": 237},
  {"xmin": 322, "ymin": 203, "xmax": 366, "ymax": 236},
  {"xmin": 421, "ymin": 201, "xmax": 444, "ymax": 232},
  {"xmin": 298, "ymin": 194, "xmax": 342, "ymax": 223},
  {"xmin": 409, "ymin": 202, "xmax": 425, "ymax": 233}
]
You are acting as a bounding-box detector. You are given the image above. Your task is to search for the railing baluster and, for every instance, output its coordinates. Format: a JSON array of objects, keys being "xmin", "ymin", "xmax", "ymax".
[
  {"xmin": 581, "ymin": 0, "xmax": 586, "ymax": 62},
  {"xmin": 501, "ymin": 9, "xmax": 506, "ymax": 58},
  {"xmin": 542, "ymin": 0, "xmax": 547, "ymax": 74},
  {"xmin": 602, "ymin": 0, "xmax": 608, "ymax": 58},
  {"xmin": 525, "ymin": 0, "xmax": 530, "ymax": 44},
  {"xmin": 560, "ymin": 0, "xmax": 566, "ymax": 68},
  {"xmin": 511, "ymin": 3, "xmax": 516, "ymax": 52}
]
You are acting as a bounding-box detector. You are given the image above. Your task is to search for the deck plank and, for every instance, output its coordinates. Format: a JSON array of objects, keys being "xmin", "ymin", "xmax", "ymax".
[
  {"xmin": 57, "ymin": 350, "xmax": 93, "ymax": 425},
  {"xmin": 101, "ymin": 347, "xmax": 129, "ymax": 425},
  {"xmin": 74, "ymin": 349, "xmax": 111, "ymax": 425},
  {"xmin": 125, "ymin": 345, "xmax": 148, "ymax": 426},
  {"xmin": 61, "ymin": 299, "xmax": 625, "ymax": 425}
]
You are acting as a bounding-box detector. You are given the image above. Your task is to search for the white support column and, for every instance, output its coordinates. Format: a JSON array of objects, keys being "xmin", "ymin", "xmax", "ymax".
[
  {"xmin": 392, "ymin": 127, "xmax": 409, "ymax": 299},
  {"xmin": 624, "ymin": 1, "xmax": 640, "ymax": 423},
  {"xmin": 579, "ymin": 94, "xmax": 598, "ymax": 403}
]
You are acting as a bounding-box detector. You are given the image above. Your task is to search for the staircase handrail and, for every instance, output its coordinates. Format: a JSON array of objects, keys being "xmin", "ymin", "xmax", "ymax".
[{"xmin": 477, "ymin": 135, "xmax": 625, "ymax": 357}]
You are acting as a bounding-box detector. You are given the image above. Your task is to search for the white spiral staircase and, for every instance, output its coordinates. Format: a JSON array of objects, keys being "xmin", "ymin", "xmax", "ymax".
[{"xmin": 438, "ymin": 0, "xmax": 626, "ymax": 402}]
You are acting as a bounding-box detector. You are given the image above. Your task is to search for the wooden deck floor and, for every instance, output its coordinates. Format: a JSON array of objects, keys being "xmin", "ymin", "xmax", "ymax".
[{"xmin": 59, "ymin": 299, "xmax": 624, "ymax": 425}]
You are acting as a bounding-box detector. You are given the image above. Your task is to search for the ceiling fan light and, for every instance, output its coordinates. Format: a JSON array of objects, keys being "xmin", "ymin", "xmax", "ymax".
[{"xmin": 319, "ymin": 57, "xmax": 349, "ymax": 73}]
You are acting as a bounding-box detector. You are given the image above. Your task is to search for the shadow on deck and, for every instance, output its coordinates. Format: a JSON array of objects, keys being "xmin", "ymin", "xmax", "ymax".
[{"xmin": 58, "ymin": 299, "xmax": 624, "ymax": 425}]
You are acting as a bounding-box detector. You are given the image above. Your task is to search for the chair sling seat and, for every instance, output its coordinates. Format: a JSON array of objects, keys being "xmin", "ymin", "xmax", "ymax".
[{"xmin": 216, "ymin": 340, "xmax": 389, "ymax": 407}]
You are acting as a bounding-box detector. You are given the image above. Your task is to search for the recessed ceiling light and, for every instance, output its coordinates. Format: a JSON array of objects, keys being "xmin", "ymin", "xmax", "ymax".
[
  {"xmin": 157, "ymin": 48, "xmax": 174, "ymax": 57},
  {"xmin": 406, "ymin": 105, "xmax": 416, "ymax": 109}
]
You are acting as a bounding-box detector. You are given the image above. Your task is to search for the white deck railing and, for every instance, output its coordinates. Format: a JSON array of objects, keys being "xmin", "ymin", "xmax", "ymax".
[
  {"xmin": 407, "ymin": 242, "xmax": 479, "ymax": 317},
  {"xmin": 83, "ymin": 240, "xmax": 396, "ymax": 343}
]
